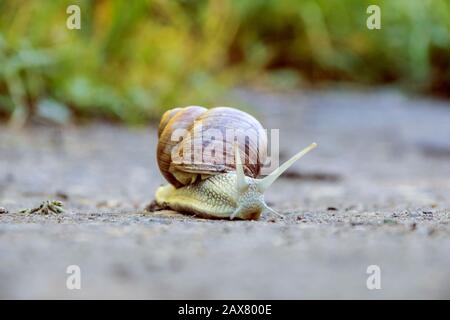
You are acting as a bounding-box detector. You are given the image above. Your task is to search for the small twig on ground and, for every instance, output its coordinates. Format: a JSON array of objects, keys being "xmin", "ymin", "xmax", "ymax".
[{"xmin": 19, "ymin": 200, "xmax": 65, "ymax": 215}]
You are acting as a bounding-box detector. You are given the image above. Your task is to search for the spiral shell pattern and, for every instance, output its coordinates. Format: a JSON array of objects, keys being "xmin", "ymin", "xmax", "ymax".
[{"xmin": 157, "ymin": 106, "xmax": 267, "ymax": 188}]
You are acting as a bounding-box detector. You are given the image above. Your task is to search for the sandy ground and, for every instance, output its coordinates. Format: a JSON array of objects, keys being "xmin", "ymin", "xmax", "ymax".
[{"xmin": 0, "ymin": 88, "xmax": 449, "ymax": 299}]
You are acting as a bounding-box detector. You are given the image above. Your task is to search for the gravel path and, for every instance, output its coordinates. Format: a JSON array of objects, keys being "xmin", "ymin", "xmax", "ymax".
[{"xmin": 1, "ymin": 88, "xmax": 449, "ymax": 299}]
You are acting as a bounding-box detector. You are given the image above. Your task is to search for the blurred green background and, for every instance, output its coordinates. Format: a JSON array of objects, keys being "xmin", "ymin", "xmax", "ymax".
[{"xmin": 0, "ymin": 0, "xmax": 449, "ymax": 125}]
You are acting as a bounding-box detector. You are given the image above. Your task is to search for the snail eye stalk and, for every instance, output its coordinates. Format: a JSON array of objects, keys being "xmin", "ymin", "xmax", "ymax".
[{"xmin": 257, "ymin": 142, "xmax": 317, "ymax": 193}]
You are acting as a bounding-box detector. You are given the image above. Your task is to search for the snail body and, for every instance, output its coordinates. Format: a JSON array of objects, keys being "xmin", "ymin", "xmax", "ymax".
[
  {"xmin": 156, "ymin": 173, "xmax": 265, "ymax": 220},
  {"xmin": 155, "ymin": 106, "xmax": 317, "ymax": 220}
]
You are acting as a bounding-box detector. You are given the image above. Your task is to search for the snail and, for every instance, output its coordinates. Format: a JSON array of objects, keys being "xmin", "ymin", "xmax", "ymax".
[{"xmin": 154, "ymin": 106, "xmax": 317, "ymax": 220}]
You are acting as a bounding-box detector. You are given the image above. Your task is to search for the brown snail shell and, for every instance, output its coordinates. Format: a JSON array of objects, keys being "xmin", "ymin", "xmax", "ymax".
[{"xmin": 157, "ymin": 106, "xmax": 267, "ymax": 188}]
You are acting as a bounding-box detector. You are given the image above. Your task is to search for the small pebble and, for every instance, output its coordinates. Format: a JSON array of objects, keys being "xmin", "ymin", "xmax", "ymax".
[
  {"xmin": 408, "ymin": 210, "xmax": 420, "ymax": 217},
  {"xmin": 0, "ymin": 207, "xmax": 8, "ymax": 214}
]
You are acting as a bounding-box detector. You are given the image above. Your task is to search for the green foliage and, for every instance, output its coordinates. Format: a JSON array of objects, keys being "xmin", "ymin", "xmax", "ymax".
[{"xmin": 0, "ymin": 0, "xmax": 449, "ymax": 124}]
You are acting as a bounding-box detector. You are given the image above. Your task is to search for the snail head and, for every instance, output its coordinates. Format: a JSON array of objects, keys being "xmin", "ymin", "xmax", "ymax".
[{"xmin": 230, "ymin": 142, "xmax": 317, "ymax": 220}]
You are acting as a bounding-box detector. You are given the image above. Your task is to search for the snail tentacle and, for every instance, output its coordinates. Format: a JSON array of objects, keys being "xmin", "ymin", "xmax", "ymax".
[
  {"xmin": 230, "ymin": 205, "xmax": 243, "ymax": 220},
  {"xmin": 257, "ymin": 142, "xmax": 317, "ymax": 192},
  {"xmin": 262, "ymin": 202, "xmax": 284, "ymax": 219}
]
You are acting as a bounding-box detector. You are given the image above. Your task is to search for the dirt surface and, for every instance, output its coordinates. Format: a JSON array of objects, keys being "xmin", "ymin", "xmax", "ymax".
[{"xmin": 1, "ymin": 88, "xmax": 450, "ymax": 299}]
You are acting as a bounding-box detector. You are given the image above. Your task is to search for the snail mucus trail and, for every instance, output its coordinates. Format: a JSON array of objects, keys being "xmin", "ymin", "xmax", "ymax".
[{"xmin": 154, "ymin": 106, "xmax": 317, "ymax": 220}]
